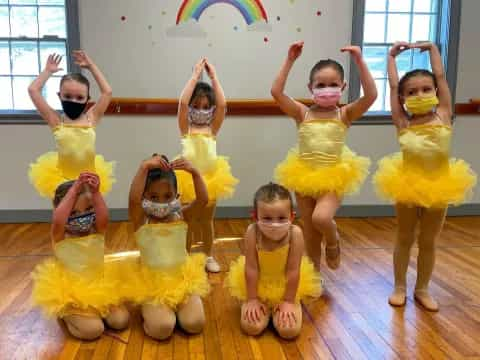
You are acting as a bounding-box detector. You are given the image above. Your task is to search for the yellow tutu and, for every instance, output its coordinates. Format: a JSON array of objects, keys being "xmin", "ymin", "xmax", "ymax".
[
  {"xmin": 275, "ymin": 146, "xmax": 370, "ymax": 198},
  {"xmin": 374, "ymin": 153, "xmax": 476, "ymax": 208},
  {"xmin": 373, "ymin": 125, "xmax": 477, "ymax": 208},
  {"xmin": 28, "ymin": 124, "xmax": 115, "ymax": 198},
  {"xmin": 275, "ymin": 119, "xmax": 370, "ymax": 198},
  {"xmin": 175, "ymin": 133, "xmax": 238, "ymax": 203},
  {"xmin": 124, "ymin": 253, "xmax": 210, "ymax": 309},
  {"xmin": 126, "ymin": 221, "xmax": 210, "ymax": 308},
  {"xmin": 29, "ymin": 151, "xmax": 115, "ymax": 198},
  {"xmin": 175, "ymin": 157, "xmax": 238, "ymax": 203},
  {"xmin": 225, "ymin": 244, "xmax": 322, "ymax": 306}
]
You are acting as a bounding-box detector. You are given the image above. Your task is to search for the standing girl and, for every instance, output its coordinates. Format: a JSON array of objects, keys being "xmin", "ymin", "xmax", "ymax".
[
  {"xmin": 175, "ymin": 58, "xmax": 238, "ymax": 273},
  {"xmin": 28, "ymin": 51, "xmax": 115, "ymax": 198},
  {"xmin": 272, "ymin": 42, "xmax": 376, "ymax": 270},
  {"xmin": 374, "ymin": 42, "xmax": 476, "ymax": 311}
]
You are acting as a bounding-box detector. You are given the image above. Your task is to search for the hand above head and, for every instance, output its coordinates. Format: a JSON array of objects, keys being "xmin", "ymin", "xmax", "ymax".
[
  {"xmin": 287, "ymin": 41, "xmax": 304, "ymax": 62},
  {"xmin": 204, "ymin": 59, "xmax": 217, "ymax": 80},
  {"xmin": 143, "ymin": 154, "xmax": 171, "ymax": 171},
  {"xmin": 44, "ymin": 54, "xmax": 63, "ymax": 74},
  {"xmin": 341, "ymin": 45, "xmax": 363, "ymax": 60},
  {"xmin": 193, "ymin": 58, "xmax": 206, "ymax": 78},
  {"xmin": 409, "ymin": 41, "xmax": 433, "ymax": 53},
  {"xmin": 170, "ymin": 157, "xmax": 196, "ymax": 173},
  {"xmin": 389, "ymin": 42, "xmax": 411, "ymax": 57},
  {"xmin": 73, "ymin": 50, "xmax": 94, "ymax": 69}
]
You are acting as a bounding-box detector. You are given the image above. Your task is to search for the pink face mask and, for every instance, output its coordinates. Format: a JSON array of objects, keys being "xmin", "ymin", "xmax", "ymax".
[
  {"xmin": 312, "ymin": 87, "xmax": 342, "ymax": 107},
  {"xmin": 257, "ymin": 221, "xmax": 291, "ymax": 241}
]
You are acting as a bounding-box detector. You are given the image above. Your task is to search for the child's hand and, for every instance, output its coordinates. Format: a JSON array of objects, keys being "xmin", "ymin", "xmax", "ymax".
[
  {"xmin": 410, "ymin": 41, "xmax": 433, "ymax": 53},
  {"xmin": 341, "ymin": 45, "xmax": 362, "ymax": 60},
  {"xmin": 80, "ymin": 172, "xmax": 100, "ymax": 193},
  {"xmin": 389, "ymin": 42, "xmax": 410, "ymax": 57},
  {"xmin": 73, "ymin": 50, "xmax": 94, "ymax": 69},
  {"xmin": 193, "ymin": 58, "xmax": 206, "ymax": 78},
  {"xmin": 287, "ymin": 41, "xmax": 304, "ymax": 62},
  {"xmin": 204, "ymin": 60, "xmax": 217, "ymax": 80},
  {"xmin": 143, "ymin": 154, "xmax": 171, "ymax": 171},
  {"xmin": 275, "ymin": 301, "xmax": 297, "ymax": 328},
  {"xmin": 244, "ymin": 298, "xmax": 267, "ymax": 324},
  {"xmin": 170, "ymin": 157, "xmax": 196, "ymax": 174},
  {"xmin": 44, "ymin": 54, "xmax": 63, "ymax": 74}
]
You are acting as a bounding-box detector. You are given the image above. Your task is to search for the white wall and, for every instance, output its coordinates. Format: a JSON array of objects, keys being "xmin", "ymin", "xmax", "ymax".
[{"xmin": 0, "ymin": 0, "xmax": 479, "ymax": 212}]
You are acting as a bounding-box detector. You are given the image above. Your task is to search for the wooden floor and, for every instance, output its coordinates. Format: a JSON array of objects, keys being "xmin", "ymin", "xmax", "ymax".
[{"xmin": 1, "ymin": 217, "xmax": 480, "ymax": 360}]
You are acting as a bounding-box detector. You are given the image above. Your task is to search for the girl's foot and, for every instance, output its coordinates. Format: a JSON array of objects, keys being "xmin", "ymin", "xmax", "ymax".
[
  {"xmin": 205, "ymin": 256, "xmax": 221, "ymax": 273},
  {"xmin": 325, "ymin": 239, "xmax": 340, "ymax": 270},
  {"xmin": 388, "ymin": 287, "xmax": 407, "ymax": 307},
  {"xmin": 414, "ymin": 289, "xmax": 439, "ymax": 312}
]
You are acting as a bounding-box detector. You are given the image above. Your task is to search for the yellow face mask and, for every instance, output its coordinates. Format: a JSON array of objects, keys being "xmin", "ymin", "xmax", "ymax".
[{"xmin": 405, "ymin": 95, "xmax": 440, "ymax": 115}]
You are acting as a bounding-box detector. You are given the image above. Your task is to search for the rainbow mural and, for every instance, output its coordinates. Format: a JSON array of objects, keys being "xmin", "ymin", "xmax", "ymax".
[{"xmin": 176, "ymin": 0, "xmax": 268, "ymax": 26}]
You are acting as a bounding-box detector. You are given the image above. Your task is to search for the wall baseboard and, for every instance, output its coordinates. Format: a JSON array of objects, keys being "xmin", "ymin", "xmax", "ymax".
[{"xmin": 1, "ymin": 204, "xmax": 480, "ymax": 223}]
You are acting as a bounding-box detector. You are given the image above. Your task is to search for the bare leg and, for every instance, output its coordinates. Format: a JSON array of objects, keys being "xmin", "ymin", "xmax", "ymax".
[
  {"xmin": 414, "ymin": 207, "xmax": 446, "ymax": 311},
  {"xmin": 311, "ymin": 192, "xmax": 342, "ymax": 269},
  {"xmin": 141, "ymin": 303, "xmax": 176, "ymax": 340},
  {"xmin": 389, "ymin": 204, "xmax": 418, "ymax": 307},
  {"xmin": 296, "ymin": 193, "xmax": 323, "ymax": 271}
]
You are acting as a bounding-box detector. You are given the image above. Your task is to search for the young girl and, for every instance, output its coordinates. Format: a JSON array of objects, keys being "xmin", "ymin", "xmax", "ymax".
[
  {"xmin": 175, "ymin": 58, "xmax": 238, "ymax": 273},
  {"xmin": 128, "ymin": 155, "xmax": 210, "ymax": 340},
  {"xmin": 28, "ymin": 51, "xmax": 115, "ymax": 198},
  {"xmin": 374, "ymin": 42, "xmax": 476, "ymax": 311},
  {"xmin": 226, "ymin": 183, "xmax": 321, "ymax": 339},
  {"xmin": 32, "ymin": 173, "xmax": 129, "ymax": 340},
  {"xmin": 272, "ymin": 42, "xmax": 376, "ymax": 270}
]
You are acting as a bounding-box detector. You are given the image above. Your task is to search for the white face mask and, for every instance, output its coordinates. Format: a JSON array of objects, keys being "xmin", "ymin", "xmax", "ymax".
[
  {"xmin": 188, "ymin": 106, "xmax": 215, "ymax": 126},
  {"xmin": 142, "ymin": 198, "xmax": 181, "ymax": 219},
  {"xmin": 257, "ymin": 221, "xmax": 291, "ymax": 241}
]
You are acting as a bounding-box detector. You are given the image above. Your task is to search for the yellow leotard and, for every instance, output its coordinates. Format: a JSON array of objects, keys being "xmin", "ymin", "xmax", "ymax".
[
  {"xmin": 126, "ymin": 221, "xmax": 210, "ymax": 308},
  {"xmin": 32, "ymin": 234, "xmax": 125, "ymax": 318},
  {"xmin": 225, "ymin": 228, "xmax": 322, "ymax": 306},
  {"xmin": 275, "ymin": 118, "xmax": 370, "ymax": 197},
  {"xmin": 175, "ymin": 133, "xmax": 238, "ymax": 203},
  {"xmin": 29, "ymin": 123, "xmax": 115, "ymax": 198},
  {"xmin": 374, "ymin": 124, "xmax": 476, "ymax": 208}
]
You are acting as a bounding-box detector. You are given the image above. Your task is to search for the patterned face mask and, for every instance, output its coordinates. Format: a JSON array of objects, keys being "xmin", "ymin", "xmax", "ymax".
[
  {"xmin": 142, "ymin": 198, "xmax": 182, "ymax": 219},
  {"xmin": 188, "ymin": 106, "xmax": 216, "ymax": 126},
  {"xmin": 66, "ymin": 212, "xmax": 96, "ymax": 234}
]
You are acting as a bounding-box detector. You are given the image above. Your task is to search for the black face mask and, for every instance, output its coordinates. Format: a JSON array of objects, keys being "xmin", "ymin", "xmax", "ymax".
[{"xmin": 61, "ymin": 100, "xmax": 88, "ymax": 120}]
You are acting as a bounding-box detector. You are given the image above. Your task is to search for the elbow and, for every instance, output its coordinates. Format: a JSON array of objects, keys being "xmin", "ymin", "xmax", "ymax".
[
  {"xmin": 197, "ymin": 196, "xmax": 208, "ymax": 208},
  {"xmin": 271, "ymin": 87, "xmax": 280, "ymax": 99},
  {"xmin": 102, "ymin": 88, "xmax": 113, "ymax": 97}
]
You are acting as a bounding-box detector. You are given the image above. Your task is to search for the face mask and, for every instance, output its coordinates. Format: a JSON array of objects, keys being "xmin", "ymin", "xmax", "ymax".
[
  {"xmin": 66, "ymin": 212, "xmax": 96, "ymax": 234},
  {"xmin": 312, "ymin": 87, "xmax": 342, "ymax": 107},
  {"xmin": 405, "ymin": 95, "xmax": 439, "ymax": 115},
  {"xmin": 257, "ymin": 221, "xmax": 291, "ymax": 241},
  {"xmin": 142, "ymin": 198, "xmax": 182, "ymax": 219},
  {"xmin": 188, "ymin": 106, "xmax": 215, "ymax": 126},
  {"xmin": 61, "ymin": 100, "xmax": 88, "ymax": 120}
]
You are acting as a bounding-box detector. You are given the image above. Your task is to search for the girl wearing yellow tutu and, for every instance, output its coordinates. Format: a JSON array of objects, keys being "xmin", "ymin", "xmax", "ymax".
[
  {"xmin": 32, "ymin": 173, "xmax": 129, "ymax": 340},
  {"xmin": 374, "ymin": 42, "xmax": 476, "ymax": 311},
  {"xmin": 272, "ymin": 42, "xmax": 377, "ymax": 270},
  {"xmin": 175, "ymin": 58, "xmax": 238, "ymax": 273},
  {"xmin": 128, "ymin": 154, "xmax": 210, "ymax": 340},
  {"xmin": 28, "ymin": 51, "xmax": 115, "ymax": 198},
  {"xmin": 226, "ymin": 183, "xmax": 321, "ymax": 339}
]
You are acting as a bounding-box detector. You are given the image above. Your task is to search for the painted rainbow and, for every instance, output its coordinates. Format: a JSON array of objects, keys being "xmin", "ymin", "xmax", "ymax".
[{"xmin": 176, "ymin": 0, "xmax": 268, "ymax": 25}]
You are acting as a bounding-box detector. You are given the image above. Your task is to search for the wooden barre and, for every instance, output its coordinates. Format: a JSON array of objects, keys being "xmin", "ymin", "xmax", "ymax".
[{"xmin": 94, "ymin": 98, "xmax": 480, "ymax": 116}]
